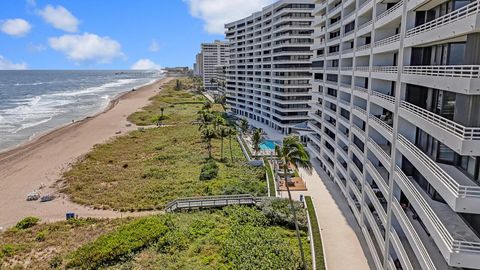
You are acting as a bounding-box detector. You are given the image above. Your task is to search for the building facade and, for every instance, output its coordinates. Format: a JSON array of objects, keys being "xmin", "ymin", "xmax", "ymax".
[
  {"xmin": 214, "ymin": 65, "xmax": 227, "ymax": 96},
  {"xmin": 308, "ymin": 0, "xmax": 480, "ymax": 268},
  {"xmin": 201, "ymin": 41, "xmax": 229, "ymax": 91},
  {"xmin": 225, "ymin": 0, "xmax": 315, "ymax": 134},
  {"xmin": 194, "ymin": 52, "xmax": 203, "ymax": 77}
]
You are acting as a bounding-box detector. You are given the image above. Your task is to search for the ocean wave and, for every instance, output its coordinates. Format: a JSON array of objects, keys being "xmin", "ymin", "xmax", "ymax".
[
  {"xmin": 49, "ymin": 79, "xmax": 138, "ymax": 97},
  {"xmin": 14, "ymin": 82, "xmax": 47, "ymax": 86}
]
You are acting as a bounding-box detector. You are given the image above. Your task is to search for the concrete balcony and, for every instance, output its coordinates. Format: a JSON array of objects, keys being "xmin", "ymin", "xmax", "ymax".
[
  {"xmin": 394, "ymin": 167, "xmax": 480, "ymax": 269},
  {"xmin": 369, "ymin": 114, "xmax": 394, "ymax": 141},
  {"xmin": 371, "ymin": 66, "xmax": 399, "ymax": 81},
  {"xmin": 364, "ymin": 183, "xmax": 388, "ymax": 225},
  {"xmin": 399, "ymin": 100, "xmax": 480, "ymax": 155},
  {"xmin": 402, "ymin": 65, "xmax": 480, "ymax": 95},
  {"xmin": 357, "ymin": 20, "xmax": 373, "ymax": 36},
  {"xmin": 396, "ymin": 134, "xmax": 480, "ymax": 214},
  {"xmin": 358, "ymin": 0, "xmax": 374, "ymax": 16},
  {"xmin": 367, "ymin": 138, "xmax": 391, "ymax": 169},
  {"xmin": 366, "ymin": 159, "xmax": 390, "ymax": 195},
  {"xmin": 404, "ymin": 0, "xmax": 480, "ymax": 47},
  {"xmin": 352, "ymin": 124, "xmax": 366, "ymax": 141},
  {"xmin": 370, "ymin": 90, "xmax": 395, "ymax": 112},
  {"xmin": 372, "ymin": 34, "xmax": 400, "ymax": 54},
  {"xmin": 353, "ymin": 106, "xmax": 368, "ymax": 122},
  {"xmin": 391, "ymin": 198, "xmax": 437, "ymax": 270},
  {"xmin": 375, "ymin": 0, "xmax": 403, "ymax": 28},
  {"xmin": 354, "ymin": 66, "xmax": 370, "ymax": 77}
]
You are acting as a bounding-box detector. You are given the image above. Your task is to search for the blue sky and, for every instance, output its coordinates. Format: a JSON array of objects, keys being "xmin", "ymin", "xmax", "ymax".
[{"xmin": 0, "ymin": 0, "xmax": 266, "ymax": 70}]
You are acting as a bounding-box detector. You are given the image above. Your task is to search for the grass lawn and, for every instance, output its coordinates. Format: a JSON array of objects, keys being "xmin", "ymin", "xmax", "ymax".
[
  {"xmin": 1, "ymin": 203, "xmax": 311, "ymax": 270},
  {"xmin": 264, "ymin": 158, "xmax": 276, "ymax": 197},
  {"xmin": 61, "ymin": 78, "xmax": 266, "ymax": 211}
]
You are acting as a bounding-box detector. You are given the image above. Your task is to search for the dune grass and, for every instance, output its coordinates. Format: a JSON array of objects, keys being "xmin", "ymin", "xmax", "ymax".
[
  {"xmin": 0, "ymin": 218, "xmax": 130, "ymax": 269},
  {"xmin": 62, "ymin": 78, "xmax": 266, "ymax": 211}
]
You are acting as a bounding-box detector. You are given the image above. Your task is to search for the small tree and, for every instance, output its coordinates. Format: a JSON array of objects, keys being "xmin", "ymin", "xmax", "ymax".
[
  {"xmin": 252, "ymin": 128, "xmax": 263, "ymax": 157},
  {"xmin": 160, "ymin": 107, "xmax": 165, "ymax": 118},
  {"xmin": 275, "ymin": 136, "xmax": 312, "ymax": 270},
  {"xmin": 202, "ymin": 101, "xmax": 212, "ymax": 111},
  {"xmin": 240, "ymin": 118, "xmax": 249, "ymax": 134},
  {"xmin": 175, "ymin": 79, "xmax": 182, "ymax": 90},
  {"xmin": 201, "ymin": 126, "xmax": 216, "ymax": 158},
  {"xmin": 197, "ymin": 110, "xmax": 213, "ymax": 131},
  {"xmin": 218, "ymin": 126, "xmax": 230, "ymax": 161}
]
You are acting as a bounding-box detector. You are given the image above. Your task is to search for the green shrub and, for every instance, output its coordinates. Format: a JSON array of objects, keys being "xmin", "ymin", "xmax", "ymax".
[
  {"xmin": 36, "ymin": 231, "xmax": 46, "ymax": 242},
  {"xmin": 199, "ymin": 159, "xmax": 219, "ymax": 180},
  {"xmin": 263, "ymin": 158, "xmax": 276, "ymax": 197},
  {"xmin": 67, "ymin": 216, "xmax": 169, "ymax": 269},
  {"xmin": 258, "ymin": 198, "xmax": 308, "ymax": 230},
  {"xmin": 15, "ymin": 216, "xmax": 40, "ymax": 230}
]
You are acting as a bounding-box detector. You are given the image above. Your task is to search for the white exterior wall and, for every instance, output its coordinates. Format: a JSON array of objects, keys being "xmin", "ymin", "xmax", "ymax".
[
  {"xmin": 201, "ymin": 41, "xmax": 228, "ymax": 90},
  {"xmin": 309, "ymin": 0, "xmax": 480, "ymax": 269},
  {"xmin": 225, "ymin": 0, "xmax": 315, "ymax": 134}
]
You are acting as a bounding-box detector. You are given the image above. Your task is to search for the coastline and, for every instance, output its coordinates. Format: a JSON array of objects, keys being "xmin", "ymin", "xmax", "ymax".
[{"xmin": 0, "ymin": 77, "xmax": 173, "ymax": 229}]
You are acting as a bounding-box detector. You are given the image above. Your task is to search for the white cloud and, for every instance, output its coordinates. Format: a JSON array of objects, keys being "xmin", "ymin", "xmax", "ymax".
[
  {"xmin": 1, "ymin": 19, "xmax": 31, "ymax": 37},
  {"xmin": 131, "ymin": 59, "xmax": 162, "ymax": 70},
  {"xmin": 38, "ymin": 5, "xmax": 79, "ymax": 32},
  {"xmin": 49, "ymin": 33, "xmax": 123, "ymax": 63},
  {"xmin": 149, "ymin": 40, "xmax": 160, "ymax": 52},
  {"xmin": 184, "ymin": 0, "xmax": 275, "ymax": 34},
  {"xmin": 0, "ymin": 55, "xmax": 27, "ymax": 70}
]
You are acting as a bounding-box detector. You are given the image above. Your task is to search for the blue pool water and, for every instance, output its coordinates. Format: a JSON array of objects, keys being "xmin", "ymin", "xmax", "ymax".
[{"xmin": 259, "ymin": 140, "xmax": 279, "ymax": 150}]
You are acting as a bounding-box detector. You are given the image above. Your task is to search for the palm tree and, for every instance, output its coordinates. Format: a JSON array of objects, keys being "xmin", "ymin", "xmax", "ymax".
[
  {"xmin": 202, "ymin": 101, "xmax": 212, "ymax": 111},
  {"xmin": 201, "ymin": 126, "xmax": 216, "ymax": 158},
  {"xmin": 240, "ymin": 118, "xmax": 249, "ymax": 134},
  {"xmin": 218, "ymin": 126, "xmax": 230, "ymax": 161},
  {"xmin": 275, "ymin": 136, "xmax": 311, "ymax": 270},
  {"xmin": 197, "ymin": 110, "xmax": 213, "ymax": 131},
  {"xmin": 252, "ymin": 128, "xmax": 263, "ymax": 157},
  {"xmin": 228, "ymin": 127, "xmax": 237, "ymax": 163},
  {"xmin": 212, "ymin": 115, "xmax": 226, "ymax": 131},
  {"xmin": 160, "ymin": 107, "xmax": 164, "ymax": 118}
]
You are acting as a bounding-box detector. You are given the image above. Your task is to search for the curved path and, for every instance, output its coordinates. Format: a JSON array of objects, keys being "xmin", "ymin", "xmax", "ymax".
[{"xmin": 0, "ymin": 78, "xmax": 172, "ymax": 230}]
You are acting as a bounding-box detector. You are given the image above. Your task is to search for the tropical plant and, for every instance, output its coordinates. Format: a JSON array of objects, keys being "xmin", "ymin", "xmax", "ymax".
[
  {"xmin": 240, "ymin": 118, "xmax": 249, "ymax": 134},
  {"xmin": 228, "ymin": 127, "xmax": 238, "ymax": 163},
  {"xmin": 175, "ymin": 79, "xmax": 182, "ymax": 90},
  {"xmin": 218, "ymin": 126, "xmax": 230, "ymax": 161},
  {"xmin": 212, "ymin": 115, "xmax": 226, "ymax": 131},
  {"xmin": 202, "ymin": 101, "xmax": 212, "ymax": 111},
  {"xmin": 201, "ymin": 126, "xmax": 216, "ymax": 158},
  {"xmin": 197, "ymin": 110, "xmax": 213, "ymax": 131},
  {"xmin": 274, "ymin": 136, "xmax": 312, "ymax": 270},
  {"xmin": 160, "ymin": 107, "xmax": 165, "ymax": 118},
  {"xmin": 252, "ymin": 128, "xmax": 263, "ymax": 157}
]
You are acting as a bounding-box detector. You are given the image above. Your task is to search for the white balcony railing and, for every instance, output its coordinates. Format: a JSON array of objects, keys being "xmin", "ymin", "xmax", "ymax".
[
  {"xmin": 394, "ymin": 166, "xmax": 480, "ymax": 254},
  {"xmin": 356, "ymin": 43, "xmax": 371, "ymax": 51},
  {"xmin": 368, "ymin": 138, "xmax": 391, "ymax": 166},
  {"xmin": 372, "ymin": 66, "xmax": 399, "ymax": 73},
  {"xmin": 406, "ymin": 0, "xmax": 480, "ymax": 37},
  {"xmin": 370, "ymin": 114, "xmax": 393, "ymax": 134},
  {"xmin": 376, "ymin": 0, "xmax": 403, "ymax": 22},
  {"xmin": 374, "ymin": 34, "xmax": 400, "ymax": 48},
  {"xmin": 371, "ymin": 91, "xmax": 396, "ymax": 105},
  {"xmin": 400, "ymin": 100, "xmax": 480, "ymax": 140},
  {"xmin": 403, "ymin": 65, "xmax": 480, "ymax": 78},
  {"xmin": 392, "ymin": 198, "xmax": 437, "ymax": 270},
  {"xmin": 397, "ymin": 134, "xmax": 480, "ymax": 198}
]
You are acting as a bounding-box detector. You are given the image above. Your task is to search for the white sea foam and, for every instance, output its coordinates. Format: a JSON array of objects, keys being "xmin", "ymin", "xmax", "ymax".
[{"xmin": 49, "ymin": 79, "xmax": 137, "ymax": 97}]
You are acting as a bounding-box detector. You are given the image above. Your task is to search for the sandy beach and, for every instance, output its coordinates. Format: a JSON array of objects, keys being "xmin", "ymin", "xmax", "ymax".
[{"xmin": 0, "ymin": 77, "xmax": 173, "ymax": 230}]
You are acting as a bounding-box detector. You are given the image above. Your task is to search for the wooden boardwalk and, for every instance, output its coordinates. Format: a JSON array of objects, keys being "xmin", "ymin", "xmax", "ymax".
[{"xmin": 165, "ymin": 194, "xmax": 265, "ymax": 212}]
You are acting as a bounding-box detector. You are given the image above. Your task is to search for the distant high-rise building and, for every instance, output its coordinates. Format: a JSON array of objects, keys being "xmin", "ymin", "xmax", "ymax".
[
  {"xmin": 225, "ymin": 0, "xmax": 315, "ymax": 134},
  {"xmin": 308, "ymin": 0, "xmax": 480, "ymax": 268},
  {"xmin": 194, "ymin": 53, "xmax": 203, "ymax": 77},
  {"xmin": 201, "ymin": 41, "xmax": 229, "ymax": 91}
]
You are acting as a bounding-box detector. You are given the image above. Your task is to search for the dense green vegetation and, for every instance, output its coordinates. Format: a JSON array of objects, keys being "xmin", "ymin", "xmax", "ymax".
[
  {"xmin": 305, "ymin": 196, "xmax": 325, "ymax": 270},
  {"xmin": 62, "ymin": 78, "xmax": 266, "ymax": 211},
  {"xmin": 0, "ymin": 218, "xmax": 130, "ymax": 269},
  {"xmin": 0, "ymin": 203, "xmax": 312, "ymax": 269}
]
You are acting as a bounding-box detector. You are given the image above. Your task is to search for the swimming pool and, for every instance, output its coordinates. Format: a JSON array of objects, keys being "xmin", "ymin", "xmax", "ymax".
[{"xmin": 259, "ymin": 140, "xmax": 279, "ymax": 151}]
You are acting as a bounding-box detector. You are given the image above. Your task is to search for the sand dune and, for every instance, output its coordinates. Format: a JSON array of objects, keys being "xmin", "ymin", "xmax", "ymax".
[{"xmin": 0, "ymin": 77, "xmax": 173, "ymax": 230}]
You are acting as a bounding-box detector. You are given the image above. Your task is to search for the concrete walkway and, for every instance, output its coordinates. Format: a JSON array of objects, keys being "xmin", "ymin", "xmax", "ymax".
[{"xmin": 279, "ymin": 159, "xmax": 374, "ymax": 270}]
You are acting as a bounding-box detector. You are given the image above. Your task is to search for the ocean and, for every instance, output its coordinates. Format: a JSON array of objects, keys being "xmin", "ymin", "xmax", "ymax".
[{"xmin": 0, "ymin": 70, "xmax": 163, "ymax": 152}]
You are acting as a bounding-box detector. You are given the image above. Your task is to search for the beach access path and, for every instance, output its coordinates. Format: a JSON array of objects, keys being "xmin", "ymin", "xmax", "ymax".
[{"xmin": 0, "ymin": 77, "xmax": 173, "ymax": 230}]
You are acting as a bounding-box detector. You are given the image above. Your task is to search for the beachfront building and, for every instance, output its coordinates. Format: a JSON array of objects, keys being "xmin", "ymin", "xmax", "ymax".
[
  {"xmin": 214, "ymin": 65, "xmax": 227, "ymax": 95},
  {"xmin": 194, "ymin": 53, "xmax": 203, "ymax": 77},
  {"xmin": 201, "ymin": 41, "xmax": 229, "ymax": 91},
  {"xmin": 307, "ymin": 0, "xmax": 480, "ymax": 268},
  {"xmin": 225, "ymin": 0, "xmax": 315, "ymax": 134}
]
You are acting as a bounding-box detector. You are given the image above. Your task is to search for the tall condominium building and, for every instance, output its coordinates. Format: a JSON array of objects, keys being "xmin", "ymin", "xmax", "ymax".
[
  {"xmin": 308, "ymin": 0, "xmax": 480, "ymax": 268},
  {"xmin": 214, "ymin": 65, "xmax": 227, "ymax": 95},
  {"xmin": 201, "ymin": 41, "xmax": 229, "ymax": 91},
  {"xmin": 194, "ymin": 53, "xmax": 203, "ymax": 77},
  {"xmin": 225, "ymin": 0, "xmax": 315, "ymax": 134}
]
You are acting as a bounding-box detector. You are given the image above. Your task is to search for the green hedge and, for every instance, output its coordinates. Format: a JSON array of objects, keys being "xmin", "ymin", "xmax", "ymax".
[
  {"xmin": 263, "ymin": 158, "xmax": 276, "ymax": 197},
  {"xmin": 67, "ymin": 216, "xmax": 169, "ymax": 269},
  {"xmin": 199, "ymin": 159, "xmax": 219, "ymax": 180},
  {"xmin": 305, "ymin": 196, "xmax": 325, "ymax": 270}
]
